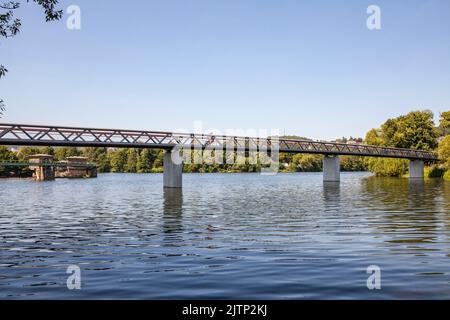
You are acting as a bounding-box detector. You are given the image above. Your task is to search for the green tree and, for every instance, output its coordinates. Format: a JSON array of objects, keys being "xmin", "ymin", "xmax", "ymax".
[
  {"xmin": 40, "ymin": 146, "xmax": 55, "ymax": 156},
  {"xmin": 54, "ymin": 147, "xmax": 80, "ymax": 161},
  {"xmin": 340, "ymin": 156, "xmax": 367, "ymax": 171},
  {"xmin": 153, "ymin": 150, "xmax": 165, "ymax": 169},
  {"xmin": 0, "ymin": 145, "xmax": 18, "ymax": 176},
  {"xmin": 137, "ymin": 149, "xmax": 156, "ymax": 173},
  {"xmin": 109, "ymin": 149, "xmax": 128, "ymax": 173},
  {"xmin": 81, "ymin": 147, "xmax": 111, "ymax": 173},
  {"xmin": 0, "ymin": 145, "xmax": 16, "ymax": 161},
  {"xmin": 1, "ymin": 1, "xmax": 62, "ymax": 116},
  {"xmin": 125, "ymin": 149, "xmax": 138, "ymax": 173},
  {"xmin": 364, "ymin": 128, "xmax": 384, "ymax": 146},
  {"xmin": 381, "ymin": 110, "xmax": 438, "ymax": 150},
  {"xmin": 289, "ymin": 154, "xmax": 322, "ymax": 172},
  {"xmin": 16, "ymin": 146, "xmax": 44, "ymax": 161},
  {"xmin": 438, "ymin": 135, "xmax": 450, "ymax": 169},
  {"xmin": 365, "ymin": 110, "xmax": 438, "ymax": 177},
  {"xmin": 439, "ymin": 110, "xmax": 450, "ymax": 136},
  {"xmin": 365, "ymin": 157, "xmax": 409, "ymax": 177}
]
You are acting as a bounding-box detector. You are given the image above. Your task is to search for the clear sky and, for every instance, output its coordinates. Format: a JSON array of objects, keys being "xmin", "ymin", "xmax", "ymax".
[{"xmin": 1, "ymin": 0, "xmax": 449, "ymax": 140}]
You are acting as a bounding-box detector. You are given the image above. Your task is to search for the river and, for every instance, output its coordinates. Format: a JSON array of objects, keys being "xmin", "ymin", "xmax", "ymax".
[{"xmin": 0, "ymin": 172, "xmax": 449, "ymax": 299}]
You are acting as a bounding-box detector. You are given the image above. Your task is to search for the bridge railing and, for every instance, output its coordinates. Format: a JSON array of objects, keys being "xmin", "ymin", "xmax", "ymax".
[{"xmin": 0, "ymin": 123, "xmax": 438, "ymax": 161}]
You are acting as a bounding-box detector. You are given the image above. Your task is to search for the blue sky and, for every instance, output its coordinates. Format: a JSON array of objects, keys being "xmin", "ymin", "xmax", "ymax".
[{"xmin": 1, "ymin": 0, "xmax": 449, "ymax": 140}]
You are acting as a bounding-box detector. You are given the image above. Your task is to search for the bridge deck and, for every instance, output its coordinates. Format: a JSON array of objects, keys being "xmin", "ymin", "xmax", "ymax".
[{"xmin": 0, "ymin": 123, "xmax": 438, "ymax": 161}]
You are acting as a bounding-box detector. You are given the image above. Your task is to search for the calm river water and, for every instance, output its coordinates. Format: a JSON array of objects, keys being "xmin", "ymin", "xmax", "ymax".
[{"xmin": 0, "ymin": 172, "xmax": 449, "ymax": 299}]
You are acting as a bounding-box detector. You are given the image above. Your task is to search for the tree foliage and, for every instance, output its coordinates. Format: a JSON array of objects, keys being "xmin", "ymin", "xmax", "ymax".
[
  {"xmin": 80, "ymin": 147, "xmax": 110, "ymax": 173},
  {"xmin": 0, "ymin": 145, "xmax": 18, "ymax": 176},
  {"xmin": 340, "ymin": 156, "xmax": 367, "ymax": 172},
  {"xmin": 438, "ymin": 135, "xmax": 450, "ymax": 169},
  {"xmin": 364, "ymin": 157, "xmax": 409, "ymax": 177},
  {"xmin": 439, "ymin": 110, "xmax": 450, "ymax": 136},
  {"xmin": 289, "ymin": 154, "xmax": 322, "ymax": 172},
  {"xmin": 380, "ymin": 110, "xmax": 438, "ymax": 150},
  {"xmin": 137, "ymin": 149, "xmax": 156, "ymax": 173},
  {"xmin": 54, "ymin": 146, "xmax": 80, "ymax": 161},
  {"xmin": 364, "ymin": 110, "xmax": 439, "ymax": 177},
  {"xmin": 364, "ymin": 128, "xmax": 384, "ymax": 146}
]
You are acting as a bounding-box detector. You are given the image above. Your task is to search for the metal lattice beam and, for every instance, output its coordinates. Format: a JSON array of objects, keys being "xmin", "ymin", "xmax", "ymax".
[{"xmin": 0, "ymin": 123, "xmax": 438, "ymax": 161}]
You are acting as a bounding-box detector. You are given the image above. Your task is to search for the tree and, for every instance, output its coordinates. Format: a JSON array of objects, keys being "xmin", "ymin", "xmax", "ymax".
[
  {"xmin": 109, "ymin": 149, "xmax": 128, "ymax": 173},
  {"xmin": 125, "ymin": 149, "xmax": 138, "ymax": 173},
  {"xmin": 0, "ymin": 145, "xmax": 15, "ymax": 160},
  {"xmin": 364, "ymin": 128, "xmax": 384, "ymax": 146},
  {"xmin": 40, "ymin": 146, "xmax": 55, "ymax": 155},
  {"xmin": 153, "ymin": 150, "xmax": 165, "ymax": 169},
  {"xmin": 0, "ymin": 145, "xmax": 18, "ymax": 176},
  {"xmin": 439, "ymin": 111, "xmax": 450, "ymax": 136},
  {"xmin": 381, "ymin": 110, "xmax": 438, "ymax": 150},
  {"xmin": 364, "ymin": 110, "xmax": 439, "ymax": 177},
  {"xmin": 81, "ymin": 147, "xmax": 111, "ymax": 173},
  {"xmin": 1, "ymin": 0, "xmax": 62, "ymax": 116},
  {"xmin": 340, "ymin": 156, "xmax": 367, "ymax": 171},
  {"xmin": 365, "ymin": 157, "xmax": 409, "ymax": 177},
  {"xmin": 137, "ymin": 149, "xmax": 156, "ymax": 173},
  {"xmin": 54, "ymin": 147, "xmax": 80, "ymax": 161},
  {"xmin": 290, "ymin": 154, "xmax": 322, "ymax": 172},
  {"xmin": 16, "ymin": 146, "xmax": 44, "ymax": 161},
  {"xmin": 438, "ymin": 136, "xmax": 450, "ymax": 169}
]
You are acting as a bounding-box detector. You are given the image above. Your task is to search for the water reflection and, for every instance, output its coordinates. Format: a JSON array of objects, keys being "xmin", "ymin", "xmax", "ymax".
[
  {"xmin": 1, "ymin": 173, "xmax": 450, "ymax": 299},
  {"xmin": 408, "ymin": 179, "xmax": 426, "ymax": 208},
  {"xmin": 361, "ymin": 177, "xmax": 439, "ymax": 245},
  {"xmin": 322, "ymin": 182, "xmax": 340, "ymax": 211},
  {"xmin": 162, "ymin": 188, "xmax": 184, "ymax": 236}
]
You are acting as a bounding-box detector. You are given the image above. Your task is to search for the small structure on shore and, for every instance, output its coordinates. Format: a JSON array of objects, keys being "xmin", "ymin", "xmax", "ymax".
[
  {"xmin": 28, "ymin": 154, "xmax": 55, "ymax": 181},
  {"xmin": 26, "ymin": 154, "xmax": 97, "ymax": 181},
  {"xmin": 55, "ymin": 156, "xmax": 97, "ymax": 179}
]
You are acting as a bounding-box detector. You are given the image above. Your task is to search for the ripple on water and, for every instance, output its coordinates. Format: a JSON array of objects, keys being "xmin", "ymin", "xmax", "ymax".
[{"xmin": 0, "ymin": 173, "xmax": 449, "ymax": 299}]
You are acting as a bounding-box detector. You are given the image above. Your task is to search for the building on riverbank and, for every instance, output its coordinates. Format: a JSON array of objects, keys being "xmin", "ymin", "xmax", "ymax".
[{"xmin": 55, "ymin": 156, "xmax": 97, "ymax": 179}]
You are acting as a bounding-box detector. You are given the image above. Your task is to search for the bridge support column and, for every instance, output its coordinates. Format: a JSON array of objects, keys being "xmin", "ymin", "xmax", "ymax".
[
  {"xmin": 409, "ymin": 160, "xmax": 424, "ymax": 179},
  {"xmin": 323, "ymin": 155, "xmax": 340, "ymax": 182},
  {"xmin": 164, "ymin": 149, "xmax": 182, "ymax": 188}
]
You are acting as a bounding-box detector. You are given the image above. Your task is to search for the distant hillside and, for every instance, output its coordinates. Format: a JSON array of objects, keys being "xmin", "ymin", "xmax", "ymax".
[{"xmin": 269, "ymin": 135, "xmax": 313, "ymax": 141}]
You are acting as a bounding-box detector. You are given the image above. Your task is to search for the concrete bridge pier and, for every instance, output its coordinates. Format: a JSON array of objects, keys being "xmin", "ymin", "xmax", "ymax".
[
  {"xmin": 409, "ymin": 160, "xmax": 424, "ymax": 179},
  {"xmin": 323, "ymin": 155, "xmax": 340, "ymax": 182},
  {"xmin": 164, "ymin": 149, "xmax": 183, "ymax": 188}
]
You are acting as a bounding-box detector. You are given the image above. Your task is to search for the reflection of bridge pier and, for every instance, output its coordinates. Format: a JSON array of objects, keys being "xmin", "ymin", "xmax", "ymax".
[
  {"xmin": 162, "ymin": 188, "xmax": 184, "ymax": 235},
  {"xmin": 323, "ymin": 181, "xmax": 341, "ymax": 205}
]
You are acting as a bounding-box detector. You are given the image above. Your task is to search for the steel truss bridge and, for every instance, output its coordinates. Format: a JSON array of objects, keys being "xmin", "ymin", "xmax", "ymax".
[{"xmin": 0, "ymin": 123, "xmax": 438, "ymax": 161}]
